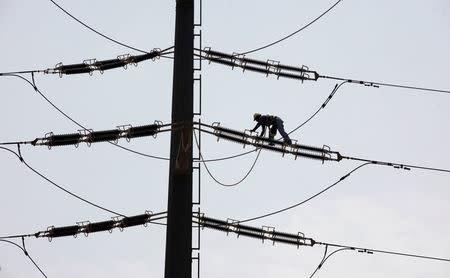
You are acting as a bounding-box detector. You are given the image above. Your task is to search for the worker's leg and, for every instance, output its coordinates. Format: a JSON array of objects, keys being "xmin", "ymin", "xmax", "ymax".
[
  {"xmin": 268, "ymin": 125, "xmax": 277, "ymax": 146},
  {"xmin": 269, "ymin": 125, "xmax": 277, "ymax": 140},
  {"xmin": 276, "ymin": 118, "xmax": 292, "ymax": 144}
]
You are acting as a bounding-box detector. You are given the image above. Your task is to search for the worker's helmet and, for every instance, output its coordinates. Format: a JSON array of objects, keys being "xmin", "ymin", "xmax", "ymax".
[{"xmin": 253, "ymin": 113, "xmax": 261, "ymax": 121}]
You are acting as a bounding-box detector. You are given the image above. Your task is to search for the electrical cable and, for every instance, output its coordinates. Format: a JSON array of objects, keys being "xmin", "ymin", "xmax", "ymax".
[
  {"xmin": 320, "ymin": 74, "xmax": 450, "ymax": 94},
  {"xmin": 341, "ymin": 155, "xmax": 450, "ymax": 173},
  {"xmin": 49, "ymin": 0, "xmax": 149, "ymax": 54},
  {"xmin": 0, "ymin": 146, "xmax": 126, "ymax": 217},
  {"xmin": 3, "ymin": 74, "xmax": 170, "ymax": 161},
  {"xmin": 0, "ymin": 70, "xmax": 45, "ymax": 76},
  {"xmin": 193, "ymin": 130, "xmax": 261, "ymax": 187},
  {"xmin": 316, "ymin": 241, "xmax": 450, "ymax": 262},
  {"xmin": 309, "ymin": 246, "xmax": 352, "ymax": 278},
  {"xmin": 287, "ymin": 81, "xmax": 348, "ymax": 136},
  {"xmin": 238, "ymin": 162, "xmax": 370, "ymax": 224},
  {"xmin": 239, "ymin": 0, "xmax": 343, "ymax": 55},
  {"xmin": 199, "ymin": 50, "xmax": 449, "ymax": 94},
  {"xmin": 0, "ymin": 238, "xmax": 47, "ymax": 277},
  {"xmin": 194, "ymin": 148, "xmax": 259, "ymax": 163}
]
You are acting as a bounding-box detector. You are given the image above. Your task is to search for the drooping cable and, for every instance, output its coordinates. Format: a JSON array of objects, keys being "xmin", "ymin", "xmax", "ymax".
[
  {"xmin": 3, "ymin": 74, "xmax": 170, "ymax": 161},
  {"xmin": 309, "ymin": 246, "xmax": 352, "ymax": 278},
  {"xmin": 239, "ymin": 0, "xmax": 343, "ymax": 55},
  {"xmin": 0, "ymin": 238, "xmax": 47, "ymax": 277},
  {"xmin": 320, "ymin": 74, "xmax": 450, "ymax": 94},
  {"xmin": 193, "ymin": 129, "xmax": 262, "ymax": 187},
  {"xmin": 341, "ymin": 155, "xmax": 450, "ymax": 173},
  {"xmin": 49, "ymin": 0, "xmax": 149, "ymax": 54},
  {"xmin": 194, "ymin": 148, "xmax": 258, "ymax": 163},
  {"xmin": 238, "ymin": 163, "xmax": 371, "ymax": 224},
  {"xmin": 0, "ymin": 146, "xmax": 126, "ymax": 217},
  {"xmin": 287, "ymin": 81, "xmax": 348, "ymax": 136},
  {"xmin": 315, "ymin": 241, "xmax": 450, "ymax": 262}
]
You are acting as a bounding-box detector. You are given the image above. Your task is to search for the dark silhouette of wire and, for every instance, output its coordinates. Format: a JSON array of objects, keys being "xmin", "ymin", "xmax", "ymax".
[
  {"xmin": 0, "ymin": 146, "xmax": 126, "ymax": 217},
  {"xmin": 320, "ymin": 74, "xmax": 450, "ymax": 94},
  {"xmin": 49, "ymin": 0, "xmax": 148, "ymax": 54},
  {"xmin": 113, "ymin": 143, "xmax": 170, "ymax": 161},
  {"xmin": 0, "ymin": 239, "xmax": 47, "ymax": 277},
  {"xmin": 239, "ymin": 0, "xmax": 343, "ymax": 55},
  {"xmin": 194, "ymin": 130, "xmax": 262, "ymax": 187},
  {"xmin": 309, "ymin": 246, "xmax": 352, "ymax": 278},
  {"xmin": 4, "ymin": 74, "xmax": 171, "ymax": 161},
  {"xmin": 317, "ymin": 241, "xmax": 450, "ymax": 262},
  {"xmin": 194, "ymin": 148, "xmax": 258, "ymax": 163},
  {"xmin": 0, "ymin": 233, "xmax": 37, "ymax": 239},
  {"xmin": 0, "ymin": 70, "xmax": 44, "ymax": 76},
  {"xmin": 238, "ymin": 163, "xmax": 370, "ymax": 223},
  {"xmin": 0, "ymin": 140, "xmax": 35, "ymax": 146},
  {"xmin": 341, "ymin": 155, "xmax": 450, "ymax": 173},
  {"xmin": 287, "ymin": 81, "xmax": 348, "ymax": 136}
]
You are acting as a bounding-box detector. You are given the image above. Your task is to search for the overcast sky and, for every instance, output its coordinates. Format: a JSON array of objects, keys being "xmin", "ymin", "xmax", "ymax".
[{"xmin": 1, "ymin": 0, "xmax": 449, "ymax": 277}]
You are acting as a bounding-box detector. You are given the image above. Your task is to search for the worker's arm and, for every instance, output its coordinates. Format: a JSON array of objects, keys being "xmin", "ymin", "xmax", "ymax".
[{"xmin": 251, "ymin": 122, "xmax": 261, "ymax": 132}]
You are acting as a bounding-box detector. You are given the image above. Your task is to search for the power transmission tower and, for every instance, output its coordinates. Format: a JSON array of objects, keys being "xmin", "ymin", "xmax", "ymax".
[{"xmin": 164, "ymin": 0, "xmax": 194, "ymax": 277}]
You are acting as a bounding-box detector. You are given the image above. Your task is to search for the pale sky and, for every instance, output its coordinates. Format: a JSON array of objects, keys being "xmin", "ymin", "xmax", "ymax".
[{"xmin": 1, "ymin": 0, "xmax": 449, "ymax": 277}]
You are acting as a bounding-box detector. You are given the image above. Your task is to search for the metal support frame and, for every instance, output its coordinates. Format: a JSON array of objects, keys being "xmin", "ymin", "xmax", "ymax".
[{"xmin": 192, "ymin": 0, "xmax": 202, "ymax": 277}]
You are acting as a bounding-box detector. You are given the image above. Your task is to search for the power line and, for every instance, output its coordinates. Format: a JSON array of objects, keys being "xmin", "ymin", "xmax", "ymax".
[
  {"xmin": 239, "ymin": 0, "xmax": 343, "ymax": 55},
  {"xmin": 0, "ymin": 49, "xmax": 166, "ymax": 77},
  {"xmin": 194, "ymin": 148, "xmax": 258, "ymax": 163},
  {"xmin": 237, "ymin": 163, "xmax": 371, "ymax": 224},
  {"xmin": 201, "ymin": 49, "xmax": 450, "ymax": 94},
  {"xmin": 0, "ymin": 238, "xmax": 47, "ymax": 277},
  {"xmin": 2, "ymin": 73, "xmax": 171, "ymax": 161},
  {"xmin": 198, "ymin": 122, "xmax": 450, "ymax": 174},
  {"xmin": 0, "ymin": 146, "xmax": 126, "ymax": 217},
  {"xmin": 198, "ymin": 215, "xmax": 450, "ymax": 263},
  {"xmin": 287, "ymin": 81, "xmax": 349, "ymax": 136},
  {"xmin": 193, "ymin": 130, "xmax": 262, "ymax": 187},
  {"xmin": 319, "ymin": 74, "xmax": 450, "ymax": 94},
  {"xmin": 341, "ymin": 155, "xmax": 450, "ymax": 173},
  {"xmin": 48, "ymin": 0, "xmax": 149, "ymax": 54},
  {"xmin": 315, "ymin": 241, "xmax": 450, "ymax": 263}
]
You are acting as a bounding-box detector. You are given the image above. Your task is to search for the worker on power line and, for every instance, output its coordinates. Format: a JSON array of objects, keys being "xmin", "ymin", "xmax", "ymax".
[{"xmin": 251, "ymin": 113, "xmax": 292, "ymax": 145}]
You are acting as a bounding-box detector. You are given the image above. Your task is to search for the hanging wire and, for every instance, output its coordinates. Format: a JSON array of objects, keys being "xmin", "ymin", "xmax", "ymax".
[
  {"xmin": 3, "ymin": 74, "xmax": 170, "ymax": 161},
  {"xmin": 49, "ymin": 0, "xmax": 149, "ymax": 54},
  {"xmin": 309, "ymin": 246, "xmax": 353, "ymax": 278},
  {"xmin": 319, "ymin": 74, "xmax": 450, "ymax": 94},
  {"xmin": 193, "ymin": 129, "xmax": 262, "ymax": 187},
  {"xmin": 287, "ymin": 81, "xmax": 348, "ymax": 136},
  {"xmin": 195, "ymin": 148, "xmax": 259, "ymax": 163},
  {"xmin": 316, "ymin": 241, "xmax": 450, "ymax": 263},
  {"xmin": 0, "ymin": 146, "xmax": 126, "ymax": 217},
  {"xmin": 341, "ymin": 155, "xmax": 450, "ymax": 173},
  {"xmin": 237, "ymin": 162, "xmax": 371, "ymax": 223},
  {"xmin": 239, "ymin": 0, "xmax": 343, "ymax": 55},
  {"xmin": 0, "ymin": 239, "xmax": 47, "ymax": 277}
]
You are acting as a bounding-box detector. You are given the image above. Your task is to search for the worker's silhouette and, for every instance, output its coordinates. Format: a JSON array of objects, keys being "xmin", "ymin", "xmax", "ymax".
[{"xmin": 251, "ymin": 113, "xmax": 292, "ymax": 145}]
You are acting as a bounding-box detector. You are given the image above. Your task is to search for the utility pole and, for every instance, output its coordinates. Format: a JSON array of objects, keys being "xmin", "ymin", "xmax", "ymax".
[{"xmin": 164, "ymin": 0, "xmax": 194, "ymax": 277}]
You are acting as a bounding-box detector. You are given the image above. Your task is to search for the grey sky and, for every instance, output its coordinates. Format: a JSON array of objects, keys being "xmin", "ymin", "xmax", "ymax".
[{"xmin": 1, "ymin": 0, "xmax": 449, "ymax": 277}]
